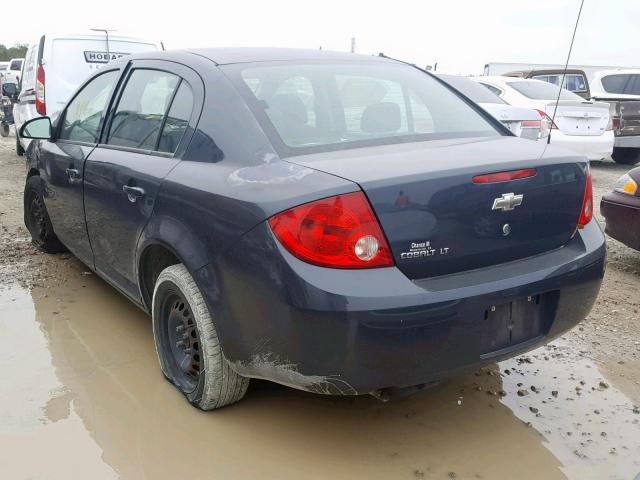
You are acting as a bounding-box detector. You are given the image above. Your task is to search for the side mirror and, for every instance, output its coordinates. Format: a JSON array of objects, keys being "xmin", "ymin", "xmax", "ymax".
[{"xmin": 20, "ymin": 117, "xmax": 52, "ymax": 140}]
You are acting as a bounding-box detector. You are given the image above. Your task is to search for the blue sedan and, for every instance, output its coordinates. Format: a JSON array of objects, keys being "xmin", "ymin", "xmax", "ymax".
[{"xmin": 19, "ymin": 48, "xmax": 605, "ymax": 409}]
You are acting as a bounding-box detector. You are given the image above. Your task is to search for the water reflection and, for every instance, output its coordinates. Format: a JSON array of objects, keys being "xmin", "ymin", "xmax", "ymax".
[{"xmin": 1, "ymin": 269, "xmax": 638, "ymax": 479}]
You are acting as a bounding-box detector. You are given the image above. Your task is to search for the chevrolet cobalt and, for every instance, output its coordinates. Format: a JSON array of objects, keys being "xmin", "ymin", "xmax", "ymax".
[{"xmin": 19, "ymin": 48, "xmax": 606, "ymax": 409}]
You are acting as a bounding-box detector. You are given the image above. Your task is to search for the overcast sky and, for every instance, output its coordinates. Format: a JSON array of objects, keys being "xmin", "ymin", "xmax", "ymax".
[{"xmin": 2, "ymin": 0, "xmax": 638, "ymax": 74}]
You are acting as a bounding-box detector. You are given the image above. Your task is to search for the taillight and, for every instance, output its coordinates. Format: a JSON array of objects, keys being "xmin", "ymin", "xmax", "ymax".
[
  {"xmin": 268, "ymin": 192, "xmax": 394, "ymax": 269},
  {"xmin": 520, "ymin": 119, "xmax": 547, "ymax": 139},
  {"xmin": 577, "ymin": 164, "xmax": 593, "ymax": 228},
  {"xmin": 536, "ymin": 109, "xmax": 557, "ymax": 138},
  {"xmin": 36, "ymin": 64, "xmax": 46, "ymax": 115},
  {"xmin": 606, "ymin": 116, "xmax": 620, "ymax": 131}
]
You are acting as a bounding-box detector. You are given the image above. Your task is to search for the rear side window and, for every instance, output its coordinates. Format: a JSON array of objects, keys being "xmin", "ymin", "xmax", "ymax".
[
  {"xmin": 601, "ymin": 74, "xmax": 640, "ymax": 95},
  {"xmin": 232, "ymin": 62, "xmax": 499, "ymax": 154},
  {"xmin": 59, "ymin": 70, "xmax": 118, "ymax": 143},
  {"xmin": 107, "ymin": 69, "xmax": 180, "ymax": 150},
  {"xmin": 158, "ymin": 82, "xmax": 194, "ymax": 153},
  {"xmin": 480, "ymin": 83, "xmax": 503, "ymax": 97}
]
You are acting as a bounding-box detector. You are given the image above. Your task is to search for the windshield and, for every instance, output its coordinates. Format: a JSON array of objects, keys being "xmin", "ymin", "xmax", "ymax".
[
  {"xmin": 439, "ymin": 75, "xmax": 506, "ymax": 104},
  {"xmin": 226, "ymin": 61, "xmax": 500, "ymax": 155},
  {"xmin": 507, "ymin": 80, "xmax": 583, "ymax": 101}
]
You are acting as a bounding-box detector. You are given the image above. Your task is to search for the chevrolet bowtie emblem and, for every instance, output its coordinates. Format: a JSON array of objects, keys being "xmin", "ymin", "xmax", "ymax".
[{"xmin": 492, "ymin": 193, "xmax": 523, "ymax": 212}]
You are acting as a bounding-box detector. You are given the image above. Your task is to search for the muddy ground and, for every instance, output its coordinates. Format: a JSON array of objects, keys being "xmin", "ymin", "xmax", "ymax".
[{"xmin": 0, "ymin": 132, "xmax": 639, "ymax": 480}]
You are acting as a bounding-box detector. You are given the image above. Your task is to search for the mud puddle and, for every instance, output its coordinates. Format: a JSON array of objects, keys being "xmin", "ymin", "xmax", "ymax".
[{"xmin": 0, "ymin": 266, "xmax": 638, "ymax": 480}]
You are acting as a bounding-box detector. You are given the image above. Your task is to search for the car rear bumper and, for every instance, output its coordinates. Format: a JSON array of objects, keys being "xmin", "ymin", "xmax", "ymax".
[
  {"xmin": 601, "ymin": 192, "xmax": 640, "ymax": 251},
  {"xmin": 614, "ymin": 135, "xmax": 640, "ymax": 149},
  {"xmin": 550, "ymin": 130, "xmax": 614, "ymax": 160},
  {"xmin": 195, "ymin": 220, "xmax": 606, "ymax": 395}
]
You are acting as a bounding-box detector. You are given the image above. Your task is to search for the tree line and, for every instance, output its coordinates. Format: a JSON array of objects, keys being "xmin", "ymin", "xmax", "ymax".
[{"xmin": 0, "ymin": 44, "xmax": 29, "ymax": 62}]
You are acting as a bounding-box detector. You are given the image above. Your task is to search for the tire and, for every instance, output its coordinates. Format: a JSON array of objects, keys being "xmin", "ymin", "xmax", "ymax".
[
  {"xmin": 16, "ymin": 131, "xmax": 24, "ymax": 156},
  {"xmin": 0, "ymin": 123, "xmax": 9, "ymax": 137},
  {"xmin": 152, "ymin": 264, "xmax": 249, "ymax": 410},
  {"xmin": 23, "ymin": 176, "xmax": 66, "ymax": 253},
  {"xmin": 612, "ymin": 147, "xmax": 640, "ymax": 165}
]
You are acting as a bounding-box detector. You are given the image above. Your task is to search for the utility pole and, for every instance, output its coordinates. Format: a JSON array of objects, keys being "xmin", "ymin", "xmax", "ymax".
[{"xmin": 350, "ymin": 37, "xmax": 356, "ymax": 53}]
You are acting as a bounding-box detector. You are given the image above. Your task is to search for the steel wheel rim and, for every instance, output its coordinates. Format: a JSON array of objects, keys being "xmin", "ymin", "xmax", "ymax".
[
  {"xmin": 28, "ymin": 192, "xmax": 47, "ymax": 241},
  {"xmin": 162, "ymin": 289, "xmax": 201, "ymax": 392}
]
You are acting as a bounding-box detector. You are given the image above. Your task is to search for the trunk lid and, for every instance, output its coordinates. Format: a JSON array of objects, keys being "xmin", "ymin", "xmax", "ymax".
[
  {"xmin": 287, "ymin": 137, "xmax": 587, "ymax": 279},
  {"xmin": 542, "ymin": 100, "xmax": 609, "ymax": 136},
  {"xmin": 479, "ymin": 103, "xmax": 540, "ymax": 140}
]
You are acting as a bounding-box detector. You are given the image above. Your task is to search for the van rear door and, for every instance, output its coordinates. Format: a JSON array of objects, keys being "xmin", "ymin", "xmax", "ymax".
[{"xmin": 44, "ymin": 36, "xmax": 159, "ymax": 115}]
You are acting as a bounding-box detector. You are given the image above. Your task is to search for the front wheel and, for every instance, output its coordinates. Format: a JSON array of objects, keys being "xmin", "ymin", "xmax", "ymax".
[
  {"xmin": 15, "ymin": 130, "xmax": 24, "ymax": 156},
  {"xmin": 152, "ymin": 264, "xmax": 249, "ymax": 410},
  {"xmin": 612, "ymin": 147, "xmax": 640, "ymax": 165},
  {"xmin": 23, "ymin": 176, "xmax": 66, "ymax": 253}
]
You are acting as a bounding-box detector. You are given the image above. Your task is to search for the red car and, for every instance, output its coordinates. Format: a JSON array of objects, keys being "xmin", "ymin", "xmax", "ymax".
[{"xmin": 601, "ymin": 166, "xmax": 640, "ymax": 251}]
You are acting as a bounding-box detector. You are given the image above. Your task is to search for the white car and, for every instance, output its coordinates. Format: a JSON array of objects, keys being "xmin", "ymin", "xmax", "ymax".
[
  {"xmin": 3, "ymin": 58, "xmax": 24, "ymax": 84},
  {"xmin": 475, "ymin": 76, "xmax": 614, "ymax": 160},
  {"xmin": 14, "ymin": 33, "xmax": 161, "ymax": 155},
  {"xmin": 439, "ymin": 74, "xmax": 547, "ymax": 141}
]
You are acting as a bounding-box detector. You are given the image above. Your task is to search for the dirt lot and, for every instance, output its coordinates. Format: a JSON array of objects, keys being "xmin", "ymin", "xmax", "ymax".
[{"xmin": 1, "ymin": 132, "xmax": 639, "ymax": 479}]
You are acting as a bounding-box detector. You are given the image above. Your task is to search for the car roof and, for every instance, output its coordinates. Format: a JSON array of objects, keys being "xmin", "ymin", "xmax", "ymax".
[{"xmin": 183, "ymin": 47, "xmax": 391, "ymax": 65}]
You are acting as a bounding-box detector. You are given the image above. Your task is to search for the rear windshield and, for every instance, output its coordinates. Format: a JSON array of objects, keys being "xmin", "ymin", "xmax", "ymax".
[
  {"xmin": 531, "ymin": 73, "xmax": 587, "ymax": 93},
  {"xmin": 225, "ymin": 61, "xmax": 500, "ymax": 156},
  {"xmin": 508, "ymin": 80, "xmax": 583, "ymax": 101},
  {"xmin": 601, "ymin": 74, "xmax": 640, "ymax": 95},
  {"xmin": 439, "ymin": 75, "xmax": 506, "ymax": 104}
]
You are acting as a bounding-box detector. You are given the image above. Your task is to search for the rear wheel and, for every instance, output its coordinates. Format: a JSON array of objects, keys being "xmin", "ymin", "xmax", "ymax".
[
  {"xmin": 15, "ymin": 130, "xmax": 24, "ymax": 156},
  {"xmin": 0, "ymin": 123, "xmax": 9, "ymax": 137},
  {"xmin": 23, "ymin": 176, "xmax": 66, "ymax": 253},
  {"xmin": 152, "ymin": 264, "xmax": 249, "ymax": 410},
  {"xmin": 612, "ymin": 147, "xmax": 640, "ymax": 165}
]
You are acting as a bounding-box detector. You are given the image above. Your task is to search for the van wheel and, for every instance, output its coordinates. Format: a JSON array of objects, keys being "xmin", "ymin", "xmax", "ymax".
[
  {"xmin": 612, "ymin": 147, "xmax": 640, "ymax": 165},
  {"xmin": 0, "ymin": 123, "xmax": 9, "ymax": 137},
  {"xmin": 16, "ymin": 131, "xmax": 24, "ymax": 156},
  {"xmin": 23, "ymin": 176, "xmax": 66, "ymax": 253},
  {"xmin": 152, "ymin": 264, "xmax": 249, "ymax": 410}
]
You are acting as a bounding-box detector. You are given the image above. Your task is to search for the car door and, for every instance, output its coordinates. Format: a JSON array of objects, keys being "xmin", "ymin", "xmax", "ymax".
[
  {"xmin": 37, "ymin": 69, "xmax": 121, "ymax": 265},
  {"xmin": 83, "ymin": 60, "xmax": 201, "ymax": 300}
]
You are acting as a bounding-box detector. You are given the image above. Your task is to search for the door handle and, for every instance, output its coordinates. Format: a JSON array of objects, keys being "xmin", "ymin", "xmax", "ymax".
[
  {"xmin": 65, "ymin": 168, "xmax": 81, "ymax": 181},
  {"xmin": 123, "ymin": 185, "xmax": 145, "ymax": 203}
]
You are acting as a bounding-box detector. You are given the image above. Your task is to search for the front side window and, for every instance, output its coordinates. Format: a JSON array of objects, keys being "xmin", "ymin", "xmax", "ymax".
[
  {"xmin": 107, "ymin": 69, "xmax": 180, "ymax": 150},
  {"xmin": 59, "ymin": 70, "xmax": 118, "ymax": 143},
  {"xmin": 229, "ymin": 62, "xmax": 499, "ymax": 155}
]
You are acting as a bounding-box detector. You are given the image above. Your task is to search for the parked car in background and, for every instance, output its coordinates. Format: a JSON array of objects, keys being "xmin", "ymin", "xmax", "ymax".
[
  {"xmin": 0, "ymin": 62, "xmax": 8, "ymax": 79},
  {"xmin": 476, "ymin": 76, "xmax": 614, "ymax": 161},
  {"xmin": 19, "ymin": 48, "xmax": 605, "ymax": 410},
  {"xmin": 600, "ymin": 166, "xmax": 640, "ymax": 251},
  {"xmin": 438, "ymin": 74, "xmax": 547, "ymax": 140},
  {"xmin": 13, "ymin": 33, "xmax": 161, "ymax": 155},
  {"xmin": 3, "ymin": 58, "xmax": 24, "ymax": 84},
  {"xmin": 590, "ymin": 70, "xmax": 640, "ymax": 165},
  {"xmin": 503, "ymin": 69, "xmax": 590, "ymax": 99}
]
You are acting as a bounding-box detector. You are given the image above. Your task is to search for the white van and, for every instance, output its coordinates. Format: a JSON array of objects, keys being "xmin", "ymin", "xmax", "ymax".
[{"xmin": 14, "ymin": 33, "xmax": 161, "ymax": 154}]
